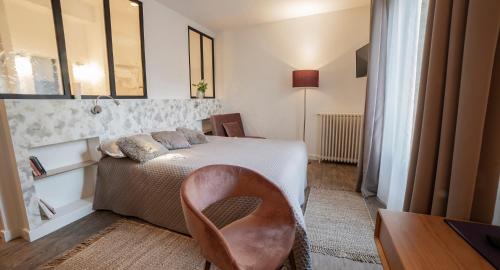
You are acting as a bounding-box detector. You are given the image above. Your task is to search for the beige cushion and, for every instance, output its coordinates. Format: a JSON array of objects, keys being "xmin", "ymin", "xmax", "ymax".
[
  {"xmin": 151, "ymin": 131, "xmax": 191, "ymax": 150},
  {"xmin": 176, "ymin": 128, "xmax": 208, "ymax": 145},
  {"xmin": 99, "ymin": 139, "xmax": 126, "ymax": 158},
  {"xmin": 117, "ymin": 134, "xmax": 168, "ymax": 163}
]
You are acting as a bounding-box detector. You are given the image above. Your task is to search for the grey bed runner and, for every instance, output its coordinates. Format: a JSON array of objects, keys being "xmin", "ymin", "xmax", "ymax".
[{"xmin": 94, "ymin": 136, "xmax": 311, "ymax": 269}]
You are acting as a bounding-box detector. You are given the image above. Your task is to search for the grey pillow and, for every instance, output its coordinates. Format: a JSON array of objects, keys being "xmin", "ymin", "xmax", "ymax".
[
  {"xmin": 176, "ymin": 128, "xmax": 208, "ymax": 145},
  {"xmin": 117, "ymin": 134, "xmax": 168, "ymax": 163},
  {"xmin": 151, "ymin": 131, "xmax": 191, "ymax": 150},
  {"xmin": 99, "ymin": 139, "xmax": 126, "ymax": 158}
]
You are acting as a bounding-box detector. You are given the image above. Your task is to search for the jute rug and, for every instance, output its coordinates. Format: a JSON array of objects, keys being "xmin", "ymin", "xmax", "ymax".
[
  {"xmin": 42, "ymin": 188, "xmax": 380, "ymax": 269},
  {"xmin": 41, "ymin": 220, "xmax": 208, "ymax": 270},
  {"xmin": 305, "ymin": 187, "xmax": 381, "ymax": 264}
]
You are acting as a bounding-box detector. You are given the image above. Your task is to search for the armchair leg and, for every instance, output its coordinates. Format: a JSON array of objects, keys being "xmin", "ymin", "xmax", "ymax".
[
  {"xmin": 204, "ymin": 260, "xmax": 211, "ymax": 270},
  {"xmin": 288, "ymin": 252, "xmax": 297, "ymax": 270}
]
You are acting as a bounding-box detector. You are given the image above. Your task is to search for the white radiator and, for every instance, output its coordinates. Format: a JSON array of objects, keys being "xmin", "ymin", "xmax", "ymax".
[{"xmin": 318, "ymin": 114, "xmax": 364, "ymax": 164}]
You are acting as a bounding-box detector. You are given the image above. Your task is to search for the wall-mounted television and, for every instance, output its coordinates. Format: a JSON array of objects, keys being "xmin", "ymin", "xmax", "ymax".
[{"xmin": 356, "ymin": 44, "xmax": 369, "ymax": 78}]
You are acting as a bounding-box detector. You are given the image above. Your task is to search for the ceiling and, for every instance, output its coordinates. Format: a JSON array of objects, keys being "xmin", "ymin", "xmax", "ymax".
[{"xmin": 156, "ymin": 0, "xmax": 370, "ymax": 31}]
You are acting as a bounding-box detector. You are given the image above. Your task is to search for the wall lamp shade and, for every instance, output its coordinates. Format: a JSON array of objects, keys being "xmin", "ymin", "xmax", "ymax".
[{"xmin": 293, "ymin": 70, "xmax": 319, "ymax": 88}]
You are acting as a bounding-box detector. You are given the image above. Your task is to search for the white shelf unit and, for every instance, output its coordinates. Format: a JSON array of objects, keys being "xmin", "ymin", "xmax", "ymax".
[
  {"xmin": 33, "ymin": 160, "xmax": 98, "ymax": 181},
  {"xmin": 26, "ymin": 197, "xmax": 94, "ymax": 241},
  {"xmin": 27, "ymin": 137, "xmax": 101, "ymax": 241}
]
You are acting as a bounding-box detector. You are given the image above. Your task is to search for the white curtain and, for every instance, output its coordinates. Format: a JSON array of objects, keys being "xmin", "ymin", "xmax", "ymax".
[{"xmin": 377, "ymin": 0, "xmax": 429, "ymax": 210}]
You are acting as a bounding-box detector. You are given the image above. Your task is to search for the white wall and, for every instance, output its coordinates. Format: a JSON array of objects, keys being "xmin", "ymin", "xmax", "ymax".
[
  {"xmin": 142, "ymin": 0, "xmax": 214, "ymax": 99},
  {"xmin": 216, "ymin": 6, "xmax": 370, "ymax": 157}
]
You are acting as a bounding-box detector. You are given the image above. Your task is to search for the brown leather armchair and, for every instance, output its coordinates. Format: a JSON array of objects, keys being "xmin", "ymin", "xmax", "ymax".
[
  {"xmin": 210, "ymin": 113, "xmax": 264, "ymax": 138},
  {"xmin": 181, "ymin": 165, "xmax": 296, "ymax": 270}
]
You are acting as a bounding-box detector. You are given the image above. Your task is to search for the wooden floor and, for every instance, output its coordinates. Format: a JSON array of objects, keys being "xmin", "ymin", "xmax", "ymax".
[
  {"xmin": 0, "ymin": 211, "xmax": 121, "ymax": 269},
  {"xmin": 0, "ymin": 161, "xmax": 384, "ymax": 270}
]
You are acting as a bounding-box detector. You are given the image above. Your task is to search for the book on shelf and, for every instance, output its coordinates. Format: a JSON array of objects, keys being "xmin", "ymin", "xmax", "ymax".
[
  {"xmin": 39, "ymin": 198, "xmax": 56, "ymax": 215},
  {"xmin": 29, "ymin": 160, "xmax": 42, "ymax": 177},
  {"xmin": 38, "ymin": 199, "xmax": 55, "ymax": 220},
  {"xmin": 29, "ymin": 156, "xmax": 46, "ymax": 175}
]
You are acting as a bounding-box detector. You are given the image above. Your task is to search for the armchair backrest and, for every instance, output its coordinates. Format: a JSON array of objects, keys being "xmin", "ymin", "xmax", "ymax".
[{"xmin": 210, "ymin": 113, "xmax": 245, "ymax": 137}]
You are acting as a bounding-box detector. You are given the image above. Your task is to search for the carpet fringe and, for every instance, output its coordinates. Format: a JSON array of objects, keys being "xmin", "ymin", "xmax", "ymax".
[
  {"xmin": 311, "ymin": 245, "xmax": 381, "ymax": 264},
  {"xmin": 40, "ymin": 219, "xmax": 127, "ymax": 269}
]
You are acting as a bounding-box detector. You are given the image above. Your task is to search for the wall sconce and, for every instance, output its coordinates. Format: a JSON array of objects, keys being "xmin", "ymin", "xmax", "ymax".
[{"xmin": 91, "ymin": 95, "xmax": 120, "ymax": 115}]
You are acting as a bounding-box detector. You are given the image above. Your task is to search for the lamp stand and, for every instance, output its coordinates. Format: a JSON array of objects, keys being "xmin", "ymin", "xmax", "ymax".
[{"xmin": 303, "ymin": 88, "xmax": 307, "ymax": 142}]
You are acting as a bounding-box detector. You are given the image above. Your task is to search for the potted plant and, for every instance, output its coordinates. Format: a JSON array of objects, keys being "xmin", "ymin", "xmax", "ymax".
[{"xmin": 192, "ymin": 80, "xmax": 208, "ymax": 99}]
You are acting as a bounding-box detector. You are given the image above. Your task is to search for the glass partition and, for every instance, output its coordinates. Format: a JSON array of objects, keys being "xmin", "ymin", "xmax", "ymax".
[
  {"xmin": 61, "ymin": 0, "xmax": 110, "ymax": 97},
  {"xmin": 0, "ymin": 0, "xmax": 64, "ymax": 96},
  {"xmin": 109, "ymin": 0, "xmax": 145, "ymax": 97},
  {"xmin": 0, "ymin": 0, "xmax": 146, "ymax": 99}
]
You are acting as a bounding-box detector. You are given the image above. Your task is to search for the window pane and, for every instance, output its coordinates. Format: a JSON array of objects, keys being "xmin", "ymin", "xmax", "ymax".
[
  {"xmin": 202, "ymin": 36, "xmax": 214, "ymax": 97},
  {"xmin": 61, "ymin": 0, "xmax": 110, "ymax": 96},
  {"xmin": 110, "ymin": 0, "xmax": 144, "ymax": 96},
  {"xmin": 189, "ymin": 29, "xmax": 201, "ymax": 97},
  {"xmin": 0, "ymin": 0, "xmax": 63, "ymax": 95}
]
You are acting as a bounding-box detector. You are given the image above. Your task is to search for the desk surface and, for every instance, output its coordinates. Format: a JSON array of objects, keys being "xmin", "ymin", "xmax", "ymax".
[{"xmin": 374, "ymin": 209, "xmax": 494, "ymax": 270}]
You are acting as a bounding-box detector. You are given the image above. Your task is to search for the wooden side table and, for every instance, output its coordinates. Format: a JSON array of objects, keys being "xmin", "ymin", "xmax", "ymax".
[{"xmin": 374, "ymin": 209, "xmax": 494, "ymax": 270}]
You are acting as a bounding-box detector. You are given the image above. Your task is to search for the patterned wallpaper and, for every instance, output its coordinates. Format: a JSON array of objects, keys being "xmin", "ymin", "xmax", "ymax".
[{"xmin": 3, "ymin": 99, "xmax": 223, "ymax": 228}]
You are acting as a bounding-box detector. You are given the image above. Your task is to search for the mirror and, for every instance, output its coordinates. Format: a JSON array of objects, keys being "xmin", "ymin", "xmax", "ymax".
[
  {"xmin": 188, "ymin": 27, "xmax": 214, "ymax": 98},
  {"xmin": 202, "ymin": 36, "xmax": 214, "ymax": 97},
  {"xmin": 189, "ymin": 29, "xmax": 201, "ymax": 97}
]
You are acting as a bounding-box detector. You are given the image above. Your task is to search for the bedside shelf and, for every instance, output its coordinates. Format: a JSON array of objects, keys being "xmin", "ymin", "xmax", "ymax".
[
  {"xmin": 34, "ymin": 160, "xmax": 98, "ymax": 181},
  {"xmin": 27, "ymin": 197, "xmax": 94, "ymax": 241}
]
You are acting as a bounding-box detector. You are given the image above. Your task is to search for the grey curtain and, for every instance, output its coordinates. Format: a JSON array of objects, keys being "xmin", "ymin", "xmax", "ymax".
[
  {"xmin": 356, "ymin": 0, "xmax": 388, "ymax": 197},
  {"xmin": 404, "ymin": 0, "xmax": 500, "ymax": 223}
]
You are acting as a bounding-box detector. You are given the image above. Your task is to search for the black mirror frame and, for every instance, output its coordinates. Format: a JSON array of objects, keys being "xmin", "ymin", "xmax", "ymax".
[{"xmin": 188, "ymin": 26, "xmax": 215, "ymax": 99}]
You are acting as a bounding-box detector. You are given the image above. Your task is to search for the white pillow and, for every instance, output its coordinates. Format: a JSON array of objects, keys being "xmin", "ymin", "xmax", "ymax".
[{"xmin": 99, "ymin": 139, "xmax": 126, "ymax": 158}]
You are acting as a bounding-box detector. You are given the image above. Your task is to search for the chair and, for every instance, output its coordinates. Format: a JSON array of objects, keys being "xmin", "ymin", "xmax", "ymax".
[
  {"xmin": 210, "ymin": 113, "xmax": 263, "ymax": 138},
  {"xmin": 180, "ymin": 165, "xmax": 296, "ymax": 270}
]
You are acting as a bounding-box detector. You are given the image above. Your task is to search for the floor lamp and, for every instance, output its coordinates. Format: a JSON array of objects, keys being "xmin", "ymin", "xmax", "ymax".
[{"xmin": 293, "ymin": 70, "xmax": 319, "ymax": 141}]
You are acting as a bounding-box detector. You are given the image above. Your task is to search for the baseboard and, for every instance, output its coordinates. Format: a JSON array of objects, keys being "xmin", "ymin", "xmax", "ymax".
[
  {"xmin": 1, "ymin": 227, "xmax": 24, "ymax": 242},
  {"xmin": 24, "ymin": 206, "xmax": 94, "ymax": 242},
  {"xmin": 21, "ymin": 228, "xmax": 30, "ymax": 241},
  {"xmin": 308, "ymin": 154, "xmax": 320, "ymax": 160},
  {"xmin": 1, "ymin": 229, "xmax": 13, "ymax": 242},
  {"xmin": 375, "ymin": 197, "xmax": 388, "ymax": 209}
]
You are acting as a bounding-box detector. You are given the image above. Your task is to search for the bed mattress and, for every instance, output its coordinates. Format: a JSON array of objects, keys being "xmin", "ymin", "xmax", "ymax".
[{"xmin": 93, "ymin": 136, "xmax": 311, "ymax": 269}]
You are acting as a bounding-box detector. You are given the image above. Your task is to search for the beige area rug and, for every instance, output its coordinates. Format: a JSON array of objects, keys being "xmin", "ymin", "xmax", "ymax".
[
  {"xmin": 42, "ymin": 188, "xmax": 379, "ymax": 269},
  {"xmin": 305, "ymin": 187, "xmax": 381, "ymax": 264},
  {"xmin": 41, "ymin": 220, "xmax": 209, "ymax": 270}
]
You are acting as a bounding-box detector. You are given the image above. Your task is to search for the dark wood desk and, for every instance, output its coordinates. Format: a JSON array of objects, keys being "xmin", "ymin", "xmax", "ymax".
[{"xmin": 374, "ymin": 209, "xmax": 494, "ymax": 270}]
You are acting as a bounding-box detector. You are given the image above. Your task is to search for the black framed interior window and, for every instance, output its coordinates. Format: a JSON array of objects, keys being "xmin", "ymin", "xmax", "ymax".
[
  {"xmin": 188, "ymin": 27, "xmax": 215, "ymax": 98},
  {"xmin": 0, "ymin": 0, "xmax": 147, "ymax": 99}
]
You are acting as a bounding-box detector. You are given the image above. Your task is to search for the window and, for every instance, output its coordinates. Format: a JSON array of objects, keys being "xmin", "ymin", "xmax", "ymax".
[
  {"xmin": 0, "ymin": 0, "xmax": 147, "ymax": 99},
  {"xmin": 188, "ymin": 27, "xmax": 214, "ymax": 98}
]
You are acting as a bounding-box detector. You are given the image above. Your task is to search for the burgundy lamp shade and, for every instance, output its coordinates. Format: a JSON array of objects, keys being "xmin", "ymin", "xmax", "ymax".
[{"xmin": 293, "ymin": 70, "xmax": 319, "ymax": 88}]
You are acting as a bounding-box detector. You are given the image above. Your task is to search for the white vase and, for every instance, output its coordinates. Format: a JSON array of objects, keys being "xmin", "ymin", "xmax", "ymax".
[{"xmin": 197, "ymin": 91, "xmax": 205, "ymax": 99}]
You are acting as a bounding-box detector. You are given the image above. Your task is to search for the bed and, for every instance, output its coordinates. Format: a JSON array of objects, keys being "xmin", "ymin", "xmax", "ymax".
[{"xmin": 93, "ymin": 136, "xmax": 311, "ymax": 269}]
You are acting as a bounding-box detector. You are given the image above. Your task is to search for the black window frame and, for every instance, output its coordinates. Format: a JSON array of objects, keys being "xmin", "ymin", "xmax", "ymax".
[
  {"xmin": 188, "ymin": 26, "xmax": 215, "ymax": 99},
  {"xmin": 0, "ymin": 0, "xmax": 147, "ymax": 100}
]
